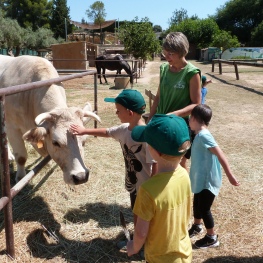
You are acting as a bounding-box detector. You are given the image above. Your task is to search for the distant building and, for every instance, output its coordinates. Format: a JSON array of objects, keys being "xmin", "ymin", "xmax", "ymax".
[{"xmin": 200, "ymin": 47, "xmax": 221, "ymax": 61}]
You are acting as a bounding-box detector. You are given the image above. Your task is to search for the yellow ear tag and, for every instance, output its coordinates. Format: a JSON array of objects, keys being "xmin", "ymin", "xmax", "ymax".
[{"xmin": 37, "ymin": 141, "xmax": 44, "ymax": 148}]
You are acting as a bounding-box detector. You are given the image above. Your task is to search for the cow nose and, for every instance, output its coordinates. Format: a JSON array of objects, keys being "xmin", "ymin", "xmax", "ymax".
[{"xmin": 72, "ymin": 171, "xmax": 89, "ymax": 185}]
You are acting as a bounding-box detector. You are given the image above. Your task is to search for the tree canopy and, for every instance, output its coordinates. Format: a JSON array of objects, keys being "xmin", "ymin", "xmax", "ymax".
[
  {"xmin": 86, "ymin": 1, "xmax": 106, "ymax": 43},
  {"xmin": 86, "ymin": 1, "xmax": 106, "ymax": 25},
  {"xmin": 170, "ymin": 18, "xmax": 220, "ymax": 48},
  {"xmin": 0, "ymin": 12, "xmax": 58, "ymax": 56},
  {"xmin": 118, "ymin": 17, "xmax": 161, "ymax": 60},
  {"xmin": 213, "ymin": 0, "xmax": 263, "ymax": 45},
  {"xmin": 167, "ymin": 8, "xmax": 240, "ymax": 51},
  {"xmin": 2, "ymin": 0, "xmax": 51, "ymax": 30},
  {"xmin": 250, "ymin": 20, "xmax": 263, "ymax": 47},
  {"xmin": 168, "ymin": 8, "xmax": 189, "ymax": 27},
  {"xmin": 50, "ymin": 0, "xmax": 72, "ymax": 40},
  {"xmin": 211, "ymin": 30, "xmax": 239, "ymax": 50},
  {"xmin": 153, "ymin": 25, "xmax": 162, "ymax": 32}
]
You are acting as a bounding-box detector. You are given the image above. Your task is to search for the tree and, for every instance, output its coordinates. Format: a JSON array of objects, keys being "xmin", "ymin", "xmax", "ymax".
[
  {"xmin": 0, "ymin": 11, "xmax": 4, "ymax": 42},
  {"xmin": 0, "ymin": 12, "xmax": 58, "ymax": 56},
  {"xmin": 211, "ymin": 30, "xmax": 240, "ymax": 51},
  {"xmin": 170, "ymin": 18, "xmax": 220, "ymax": 48},
  {"xmin": 50, "ymin": 0, "xmax": 73, "ymax": 40},
  {"xmin": 250, "ymin": 21, "xmax": 263, "ymax": 47},
  {"xmin": 118, "ymin": 17, "xmax": 161, "ymax": 60},
  {"xmin": 153, "ymin": 25, "xmax": 162, "ymax": 32},
  {"xmin": 34, "ymin": 28, "xmax": 59, "ymax": 54},
  {"xmin": 213, "ymin": 0, "xmax": 263, "ymax": 45},
  {"xmin": 168, "ymin": 8, "xmax": 189, "ymax": 27},
  {"xmin": 0, "ymin": 16, "xmax": 24, "ymax": 56},
  {"xmin": 3, "ymin": 0, "xmax": 52, "ymax": 31},
  {"xmin": 81, "ymin": 18, "xmax": 87, "ymax": 24},
  {"xmin": 86, "ymin": 1, "xmax": 106, "ymax": 44}
]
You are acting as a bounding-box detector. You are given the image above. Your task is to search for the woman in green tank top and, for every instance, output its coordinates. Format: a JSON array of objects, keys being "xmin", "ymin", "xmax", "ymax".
[{"xmin": 147, "ymin": 32, "xmax": 201, "ymax": 170}]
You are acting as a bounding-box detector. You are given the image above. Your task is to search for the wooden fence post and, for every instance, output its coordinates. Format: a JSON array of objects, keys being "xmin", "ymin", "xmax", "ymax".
[
  {"xmin": 234, "ymin": 62, "xmax": 239, "ymax": 80},
  {"xmin": 219, "ymin": 60, "xmax": 222, "ymax": 74}
]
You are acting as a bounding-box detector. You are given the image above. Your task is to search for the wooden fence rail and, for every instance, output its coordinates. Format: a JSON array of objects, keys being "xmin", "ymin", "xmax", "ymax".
[{"xmin": 212, "ymin": 59, "xmax": 263, "ymax": 80}]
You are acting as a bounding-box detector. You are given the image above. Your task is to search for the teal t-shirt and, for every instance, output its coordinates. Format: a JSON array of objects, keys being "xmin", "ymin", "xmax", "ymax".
[
  {"xmin": 157, "ymin": 62, "xmax": 200, "ymax": 115},
  {"xmin": 190, "ymin": 129, "xmax": 222, "ymax": 196}
]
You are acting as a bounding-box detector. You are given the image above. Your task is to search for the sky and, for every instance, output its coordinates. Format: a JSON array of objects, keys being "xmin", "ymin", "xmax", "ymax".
[{"xmin": 67, "ymin": 0, "xmax": 228, "ymax": 31}]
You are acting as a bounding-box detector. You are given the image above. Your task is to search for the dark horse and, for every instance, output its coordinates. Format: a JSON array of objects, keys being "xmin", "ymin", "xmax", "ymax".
[{"xmin": 95, "ymin": 54, "xmax": 133, "ymax": 85}]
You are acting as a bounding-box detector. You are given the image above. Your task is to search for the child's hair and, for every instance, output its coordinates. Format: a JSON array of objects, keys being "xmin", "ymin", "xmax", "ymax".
[
  {"xmin": 160, "ymin": 141, "xmax": 191, "ymax": 162},
  {"xmin": 191, "ymin": 104, "xmax": 212, "ymax": 126}
]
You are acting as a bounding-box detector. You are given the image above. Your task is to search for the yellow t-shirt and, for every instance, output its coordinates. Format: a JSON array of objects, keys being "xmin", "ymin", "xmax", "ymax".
[{"xmin": 133, "ymin": 166, "xmax": 192, "ymax": 263}]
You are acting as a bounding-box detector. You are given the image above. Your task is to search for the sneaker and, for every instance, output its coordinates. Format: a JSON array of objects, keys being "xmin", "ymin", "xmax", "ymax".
[
  {"xmin": 188, "ymin": 224, "xmax": 203, "ymax": 238},
  {"xmin": 194, "ymin": 234, "xmax": 220, "ymax": 249},
  {"xmin": 117, "ymin": 240, "xmax": 127, "ymax": 251}
]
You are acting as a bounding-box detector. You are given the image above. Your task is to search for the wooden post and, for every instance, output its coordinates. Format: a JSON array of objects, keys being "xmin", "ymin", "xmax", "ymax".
[
  {"xmin": 219, "ymin": 60, "xmax": 222, "ymax": 75},
  {"xmin": 212, "ymin": 60, "xmax": 215, "ymax": 72},
  {"xmin": 234, "ymin": 62, "xmax": 239, "ymax": 80}
]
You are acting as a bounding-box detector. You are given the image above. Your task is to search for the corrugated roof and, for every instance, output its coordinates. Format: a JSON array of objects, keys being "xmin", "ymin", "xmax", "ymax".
[{"xmin": 70, "ymin": 20, "xmax": 116, "ymax": 30}]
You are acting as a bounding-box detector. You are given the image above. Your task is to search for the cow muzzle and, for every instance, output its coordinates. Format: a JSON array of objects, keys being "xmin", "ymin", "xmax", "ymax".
[{"xmin": 72, "ymin": 171, "xmax": 89, "ymax": 185}]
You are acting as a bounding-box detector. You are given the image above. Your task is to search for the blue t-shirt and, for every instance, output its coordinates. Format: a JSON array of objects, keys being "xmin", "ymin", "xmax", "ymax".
[
  {"xmin": 201, "ymin": 87, "xmax": 207, "ymax": 104},
  {"xmin": 190, "ymin": 129, "xmax": 222, "ymax": 196}
]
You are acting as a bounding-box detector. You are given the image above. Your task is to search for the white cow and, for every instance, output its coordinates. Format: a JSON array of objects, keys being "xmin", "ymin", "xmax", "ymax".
[{"xmin": 0, "ymin": 55, "xmax": 100, "ymax": 185}]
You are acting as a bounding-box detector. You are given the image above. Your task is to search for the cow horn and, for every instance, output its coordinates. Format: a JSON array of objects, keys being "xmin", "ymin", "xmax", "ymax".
[
  {"xmin": 35, "ymin": 112, "xmax": 52, "ymax": 125},
  {"xmin": 83, "ymin": 111, "xmax": 101, "ymax": 123}
]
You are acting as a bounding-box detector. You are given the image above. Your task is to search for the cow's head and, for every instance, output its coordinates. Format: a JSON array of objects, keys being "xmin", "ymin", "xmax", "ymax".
[{"xmin": 23, "ymin": 103, "xmax": 101, "ymax": 185}]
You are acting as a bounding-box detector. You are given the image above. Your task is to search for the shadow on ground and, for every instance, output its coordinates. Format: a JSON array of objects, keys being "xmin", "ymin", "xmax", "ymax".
[
  {"xmin": 0, "ymin": 161, "xmax": 140, "ymax": 262},
  {"xmin": 203, "ymin": 256, "xmax": 263, "ymax": 263},
  {"xmin": 206, "ymin": 73, "xmax": 263, "ymax": 96}
]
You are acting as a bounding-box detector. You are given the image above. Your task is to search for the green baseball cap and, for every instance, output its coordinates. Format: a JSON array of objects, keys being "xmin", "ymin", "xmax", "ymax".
[
  {"xmin": 201, "ymin": 75, "xmax": 207, "ymax": 84},
  {"xmin": 104, "ymin": 89, "xmax": 146, "ymax": 114},
  {"xmin": 131, "ymin": 114, "xmax": 190, "ymax": 156}
]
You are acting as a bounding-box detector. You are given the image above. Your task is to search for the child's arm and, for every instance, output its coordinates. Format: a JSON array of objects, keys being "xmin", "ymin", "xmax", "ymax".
[
  {"xmin": 151, "ymin": 162, "xmax": 158, "ymax": 177},
  {"xmin": 209, "ymin": 146, "xmax": 240, "ymax": 186},
  {"xmin": 70, "ymin": 124, "xmax": 110, "ymax": 137},
  {"xmin": 127, "ymin": 217, "xmax": 149, "ymax": 256}
]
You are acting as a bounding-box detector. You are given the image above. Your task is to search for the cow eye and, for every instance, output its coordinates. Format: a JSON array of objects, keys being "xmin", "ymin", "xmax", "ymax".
[{"xmin": 52, "ymin": 141, "xmax": 61, "ymax": 147}]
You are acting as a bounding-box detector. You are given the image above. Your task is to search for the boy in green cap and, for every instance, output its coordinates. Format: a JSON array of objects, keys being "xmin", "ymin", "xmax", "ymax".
[
  {"xmin": 70, "ymin": 89, "xmax": 157, "ymax": 251},
  {"xmin": 127, "ymin": 114, "xmax": 192, "ymax": 263}
]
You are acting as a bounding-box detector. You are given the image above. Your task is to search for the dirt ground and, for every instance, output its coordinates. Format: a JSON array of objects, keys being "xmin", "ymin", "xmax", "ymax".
[{"xmin": 0, "ymin": 59, "xmax": 262, "ymax": 263}]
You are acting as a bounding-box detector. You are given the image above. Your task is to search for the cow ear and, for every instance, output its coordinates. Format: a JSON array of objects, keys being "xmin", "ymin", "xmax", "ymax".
[{"xmin": 23, "ymin": 127, "xmax": 47, "ymax": 143}]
